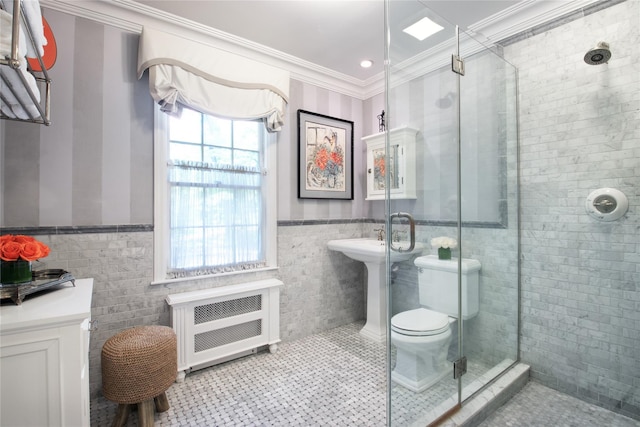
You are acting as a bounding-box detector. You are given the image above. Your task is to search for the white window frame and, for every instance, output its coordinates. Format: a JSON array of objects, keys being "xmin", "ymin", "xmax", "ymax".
[{"xmin": 152, "ymin": 106, "xmax": 278, "ymax": 284}]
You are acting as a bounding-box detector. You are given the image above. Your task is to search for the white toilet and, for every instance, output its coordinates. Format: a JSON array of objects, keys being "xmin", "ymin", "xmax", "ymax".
[{"xmin": 390, "ymin": 255, "xmax": 481, "ymax": 392}]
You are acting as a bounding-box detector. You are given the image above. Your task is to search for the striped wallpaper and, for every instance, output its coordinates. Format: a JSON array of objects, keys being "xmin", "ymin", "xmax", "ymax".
[
  {"xmin": 1, "ymin": 9, "xmax": 154, "ymax": 227},
  {"xmin": 1, "ymin": 8, "xmax": 377, "ymax": 228}
]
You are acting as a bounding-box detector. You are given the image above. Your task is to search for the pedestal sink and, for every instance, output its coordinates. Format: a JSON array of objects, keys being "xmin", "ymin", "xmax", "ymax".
[{"xmin": 327, "ymin": 238, "xmax": 424, "ymax": 342}]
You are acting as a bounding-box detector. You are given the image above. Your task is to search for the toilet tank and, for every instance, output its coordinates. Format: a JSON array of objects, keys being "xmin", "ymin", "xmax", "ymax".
[{"xmin": 414, "ymin": 255, "xmax": 481, "ymax": 319}]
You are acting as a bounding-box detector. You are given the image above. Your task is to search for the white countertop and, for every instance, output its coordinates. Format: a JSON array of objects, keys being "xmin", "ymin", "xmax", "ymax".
[{"xmin": 0, "ymin": 278, "xmax": 94, "ymax": 334}]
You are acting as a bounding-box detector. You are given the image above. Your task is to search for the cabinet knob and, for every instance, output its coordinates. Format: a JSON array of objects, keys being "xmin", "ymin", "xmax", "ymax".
[{"xmin": 368, "ymin": 168, "xmax": 372, "ymax": 174}]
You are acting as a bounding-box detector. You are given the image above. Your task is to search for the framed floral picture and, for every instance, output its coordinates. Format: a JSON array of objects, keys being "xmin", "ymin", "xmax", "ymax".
[{"xmin": 297, "ymin": 110, "xmax": 354, "ymax": 200}]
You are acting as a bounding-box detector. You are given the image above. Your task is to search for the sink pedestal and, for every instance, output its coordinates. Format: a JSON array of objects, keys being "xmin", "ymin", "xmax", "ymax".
[
  {"xmin": 360, "ymin": 261, "xmax": 387, "ymax": 342},
  {"xmin": 327, "ymin": 238, "xmax": 424, "ymax": 343}
]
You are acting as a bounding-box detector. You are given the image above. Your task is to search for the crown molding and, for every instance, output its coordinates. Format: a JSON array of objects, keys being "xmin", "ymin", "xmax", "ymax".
[
  {"xmin": 40, "ymin": 0, "xmax": 606, "ymax": 101},
  {"xmin": 40, "ymin": 0, "xmax": 372, "ymax": 99},
  {"xmin": 468, "ymin": 0, "xmax": 603, "ymax": 44},
  {"xmin": 387, "ymin": 0, "xmax": 607, "ymax": 91},
  {"xmin": 362, "ymin": 72, "xmax": 386, "ymax": 99}
]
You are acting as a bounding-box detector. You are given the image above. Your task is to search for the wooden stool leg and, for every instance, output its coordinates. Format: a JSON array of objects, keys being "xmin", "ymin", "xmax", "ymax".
[
  {"xmin": 137, "ymin": 399, "xmax": 155, "ymax": 427},
  {"xmin": 111, "ymin": 404, "xmax": 131, "ymax": 427},
  {"xmin": 155, "ymin": 391, "xmax": 170, "ymax": 413}
]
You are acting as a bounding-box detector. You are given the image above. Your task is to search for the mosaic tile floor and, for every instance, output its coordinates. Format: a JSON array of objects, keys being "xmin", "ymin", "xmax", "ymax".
[
  {"xmin": 91, "ymin": 322, "xmax": 387, "ymax": 427},
  {"xmin": 478, "ymin": 381, "xmax": 640, "ymax": 427},
  {"xmin": 90, "ymin": 322, "xmax": 638, "ymax": 426}
]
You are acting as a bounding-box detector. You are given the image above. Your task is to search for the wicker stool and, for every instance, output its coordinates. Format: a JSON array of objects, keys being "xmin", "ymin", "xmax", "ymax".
[{"xmin": 102, "ymin": 325, "xmax": 177, "ymax": 427}]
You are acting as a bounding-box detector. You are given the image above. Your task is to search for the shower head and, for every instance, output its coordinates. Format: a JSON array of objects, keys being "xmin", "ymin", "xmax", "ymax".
[{"xmin": 584, "ymin": 42, "xmax": 611, "ymax": 65}]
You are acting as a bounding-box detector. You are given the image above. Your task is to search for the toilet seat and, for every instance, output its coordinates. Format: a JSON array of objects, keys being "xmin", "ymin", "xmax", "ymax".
[{"xmin": 391, "ymin": 308, "xmax": 450, "ymax": 336}]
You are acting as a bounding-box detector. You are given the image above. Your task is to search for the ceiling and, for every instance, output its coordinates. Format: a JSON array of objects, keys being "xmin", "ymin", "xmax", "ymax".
[{"xmin": 132, "ymin": 1, "xmax": 522, "ymax": 81}]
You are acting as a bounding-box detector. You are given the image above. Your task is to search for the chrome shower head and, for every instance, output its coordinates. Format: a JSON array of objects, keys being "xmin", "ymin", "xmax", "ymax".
[{"xmin": 584, "ymin": 42, "xmax": 611, "ymax": 65}]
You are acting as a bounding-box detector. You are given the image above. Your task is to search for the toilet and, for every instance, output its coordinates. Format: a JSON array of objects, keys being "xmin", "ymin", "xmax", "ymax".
[{"xmin": 390, "ymin": 255, "xmax": 481, "ymax": 393}]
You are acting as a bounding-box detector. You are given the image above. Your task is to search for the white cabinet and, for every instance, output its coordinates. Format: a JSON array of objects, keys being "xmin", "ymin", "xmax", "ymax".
[
  {"xmin": 363, "ymin": 127, "xmax": 418, "ymax": 200},
  {"xmin": 0, "ymin": 278, "xmax": 93, "ymax": 427}
]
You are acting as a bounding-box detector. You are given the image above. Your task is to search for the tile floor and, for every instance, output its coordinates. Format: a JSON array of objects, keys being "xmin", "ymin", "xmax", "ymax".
[
  {"xmin": 90, "ymin": 322, "xmax": 639, "ymax": 426},
  {"xmin": 478, "ymin": 381, "xmax": 640, "ymax": 427}
]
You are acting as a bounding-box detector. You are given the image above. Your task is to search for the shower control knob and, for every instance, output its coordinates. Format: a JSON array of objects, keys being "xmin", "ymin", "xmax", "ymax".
[
  {"xmin": 585, "ymin": 188, "xmax": 628, "ymax": 221},
  {"xmin": 592, "ymin": 196, "xmax": 616, "ymax": 213}
]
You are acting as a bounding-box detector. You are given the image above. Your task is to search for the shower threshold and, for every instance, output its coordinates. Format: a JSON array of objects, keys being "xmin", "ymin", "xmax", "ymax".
[{"xmin": 409, "ymin": 362, "xmax": 530, "ymax": 426}]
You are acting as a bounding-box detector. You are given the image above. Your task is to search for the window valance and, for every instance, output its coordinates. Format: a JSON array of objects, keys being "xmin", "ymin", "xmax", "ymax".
[{"xmin": 137, "ymin": 27, "xmax": 289, "ymax": 132}]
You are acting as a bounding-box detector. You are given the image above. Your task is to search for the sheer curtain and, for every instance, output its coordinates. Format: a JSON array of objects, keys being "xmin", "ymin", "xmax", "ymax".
[
  {"xmin": 141, "ymin": 27, "xmax": 285, "ymax": 280},
  {"xmin": 167, "ymin": 160, "xmax": 264, "ymax": 278}
]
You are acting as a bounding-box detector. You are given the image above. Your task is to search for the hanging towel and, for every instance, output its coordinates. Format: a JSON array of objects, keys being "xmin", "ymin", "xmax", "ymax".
[
  {"xmin": 0, "ymin": 0, "xmax": 46, "ymax": 58},
  {"xmin": 0, "ymin": 63, "xmax": 41, "ymax": 119},
  {"xmin": 0, "ymin": 9, "xmax": 27, "ymax": 60}
]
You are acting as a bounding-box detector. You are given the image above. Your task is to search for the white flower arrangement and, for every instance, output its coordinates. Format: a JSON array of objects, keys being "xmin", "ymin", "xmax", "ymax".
[{"xmin": 430, "ymin": 236, "xmax": 458, "ymax": 249}]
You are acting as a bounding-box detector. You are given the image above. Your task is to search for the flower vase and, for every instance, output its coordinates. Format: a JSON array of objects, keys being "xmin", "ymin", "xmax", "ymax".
[
  {"xmin": 1, "ymin": 260, "xmax": 33, "ymax": 284},
  {"xmin": 438, "ymin": 247, "xmax": 451, "ymax": 260}
]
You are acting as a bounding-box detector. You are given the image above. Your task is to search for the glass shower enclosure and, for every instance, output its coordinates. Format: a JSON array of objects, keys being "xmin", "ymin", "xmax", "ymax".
[{"xmin": 383, "ymin": 2, "xmax": 519, "ymax": 425}]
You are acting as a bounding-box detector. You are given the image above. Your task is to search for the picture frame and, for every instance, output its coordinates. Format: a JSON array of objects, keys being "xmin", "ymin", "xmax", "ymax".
[{"xmin": 297, "ymin": 109, "xmax": 354, "ymax": 200}]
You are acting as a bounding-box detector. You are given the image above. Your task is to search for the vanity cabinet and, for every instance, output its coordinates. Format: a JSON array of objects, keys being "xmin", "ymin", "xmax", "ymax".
[
  {"xmin": 0, "ymin": 278, "xmax": 94, "ymax": 427},
  {"xmin": 363, "ymin": 127, "xmax": 418, "ymax": 200}
]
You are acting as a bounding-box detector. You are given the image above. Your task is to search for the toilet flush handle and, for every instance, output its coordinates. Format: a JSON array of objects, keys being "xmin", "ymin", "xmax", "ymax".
[{"xmin": 389, "ymin": 212, "xmax": 415, "ymax": 253}]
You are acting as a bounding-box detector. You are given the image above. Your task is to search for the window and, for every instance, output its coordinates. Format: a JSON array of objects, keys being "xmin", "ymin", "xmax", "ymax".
[{"xmin": 153, "ymin": 107, "xmax": 277, "ymax": 282}]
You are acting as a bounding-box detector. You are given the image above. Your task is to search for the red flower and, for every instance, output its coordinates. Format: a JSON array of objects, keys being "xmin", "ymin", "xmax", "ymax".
[
  {"xmin": 13, "ymin": 235, "xmax": 36, "ymax": 244},
  {"xmin": 314, "ymin": 148, "xmax": 329, "ymax": 170},
  {"xmin": 0, "ymin": 241, "xmax": 23, "ymax": 261},
  {"xmin": 0, "ymin": 235, "xmax": 50, "ymax": 262},
  {"xmin": 375, "ymin": 157, "xmax": 385, "ymax": 177},
  {"xmin": 330, "ymin": 151, "xmax": 343, "ymax": 166}
]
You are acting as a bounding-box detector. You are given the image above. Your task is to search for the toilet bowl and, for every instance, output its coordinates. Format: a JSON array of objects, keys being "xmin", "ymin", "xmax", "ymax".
[
  {"xmin": 390, "ymin": 255, "xmax": 481, "ymax": 393},
  {"xmin": 391, "ymin": 308, "xmax": 454, "ymax": 392}
]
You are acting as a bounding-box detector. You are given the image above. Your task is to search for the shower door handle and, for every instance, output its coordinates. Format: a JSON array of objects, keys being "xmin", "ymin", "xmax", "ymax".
[{"xmin": 389, "ymin": 212, "xmax": 415, "ymax": 253}]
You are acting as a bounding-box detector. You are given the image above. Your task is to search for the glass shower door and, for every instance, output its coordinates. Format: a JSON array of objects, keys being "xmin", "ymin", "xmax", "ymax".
[
  {"xmin": 385, "ymin": 1, "xmax": 519, "ymax": 426},
  {"xmin": 385, "ymin": 2, "xmax": 463, "ymax": 425},
  {"xmin": 457, "ymin": 30, "xmax": 519, "ymax": 403}
]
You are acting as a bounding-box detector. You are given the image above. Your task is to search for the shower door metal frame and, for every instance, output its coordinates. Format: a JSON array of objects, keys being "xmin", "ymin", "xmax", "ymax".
[{"xmin": 453, "ymin": 24, "xmax": 465, "ymax": 407}]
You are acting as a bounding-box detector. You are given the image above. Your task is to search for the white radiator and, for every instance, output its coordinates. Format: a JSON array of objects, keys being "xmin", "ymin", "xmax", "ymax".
[{"xmin": 166, "ymin": 278, "xmax": 283, "ymax": 381}]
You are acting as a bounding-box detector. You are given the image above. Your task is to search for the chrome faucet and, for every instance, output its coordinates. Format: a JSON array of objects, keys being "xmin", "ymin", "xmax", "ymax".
[
  {"xmin": 392, "ymin": 230, "xmax": 406, "ymax": 243},
  {"xmin": 373, "ymin": 227, "xmax": 385, "ymax": 241}
]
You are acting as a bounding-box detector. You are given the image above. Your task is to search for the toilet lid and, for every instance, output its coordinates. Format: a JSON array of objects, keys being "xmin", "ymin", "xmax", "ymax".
[{"xmin": 391, "ymin": 308, "xmax": 450, "ymax": 336}]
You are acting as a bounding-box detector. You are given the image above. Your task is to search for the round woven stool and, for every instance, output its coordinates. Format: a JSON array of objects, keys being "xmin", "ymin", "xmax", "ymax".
[{"xmin": 102, "ymin": 325, "xmax": 177, "ymax": 427}]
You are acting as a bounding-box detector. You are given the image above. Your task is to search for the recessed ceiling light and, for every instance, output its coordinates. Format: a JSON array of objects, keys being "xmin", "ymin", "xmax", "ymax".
[
  {"xmin": 360, "ymin": 59, "xmax": 374, "ymax": 68},
  {"xmin": 403, "ymin": 17, "xmax": 444, "ymax": 41}
]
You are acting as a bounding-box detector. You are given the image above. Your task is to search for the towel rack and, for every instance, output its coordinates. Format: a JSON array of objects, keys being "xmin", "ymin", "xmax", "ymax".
[{"xmin": 0, "ymin": 0, "xmax": 51, "ymax": 125}]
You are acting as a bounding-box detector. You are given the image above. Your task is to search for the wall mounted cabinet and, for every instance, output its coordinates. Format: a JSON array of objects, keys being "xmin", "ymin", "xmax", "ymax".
[{"xmin": 363, "ymin": 127, "xmax": 418, "ymax": 200}]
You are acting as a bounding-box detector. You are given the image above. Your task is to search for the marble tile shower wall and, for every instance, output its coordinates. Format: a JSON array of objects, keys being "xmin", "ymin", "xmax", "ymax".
[
  {"xmin": 504, "ymin": 0, "xmax": 639, "ymax": 419},
  {"xmin": 459, "ymin": 226, "xmax": 519, "ymax": 366},
  {"xmin": 33, "ymin": 222, "xmax": 366, "ymax": 397},
  {"xmin": 391, "ymin": 224, "xmax": 519, "ymax": 366}
]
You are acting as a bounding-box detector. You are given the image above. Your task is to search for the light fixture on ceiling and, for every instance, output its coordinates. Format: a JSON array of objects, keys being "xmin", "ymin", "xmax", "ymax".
[
  {"xmin": 360, "ymin": 59, "xmax": 374, "ymax": 68},
  {"xmin": 403, "ymin": 17, "xmax": 444, "ymax": 41}
]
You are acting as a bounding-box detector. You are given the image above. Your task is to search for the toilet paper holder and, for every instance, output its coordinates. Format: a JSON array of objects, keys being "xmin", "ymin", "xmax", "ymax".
[{"xmin": 585, "ymin": 188, "xmax": 628, "ymax": 221}]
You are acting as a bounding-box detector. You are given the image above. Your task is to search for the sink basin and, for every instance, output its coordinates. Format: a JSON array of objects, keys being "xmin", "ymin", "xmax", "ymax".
[
  {"xmin": 327, "ymin": 238, "xmax": 424, "ymax": 342},
  {"xmin": 327, "ymin": 238, "xmax": 423, "ymax": 263}
]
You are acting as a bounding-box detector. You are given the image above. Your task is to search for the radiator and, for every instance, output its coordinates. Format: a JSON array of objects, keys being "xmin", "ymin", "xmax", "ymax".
[{"xmin": 166, "ymin": 278, "xmax": 283, "ymax": 381}]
